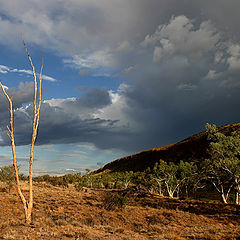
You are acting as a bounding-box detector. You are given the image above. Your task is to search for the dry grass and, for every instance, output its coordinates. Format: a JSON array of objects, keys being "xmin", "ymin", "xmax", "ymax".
[{"xmin": 0, "ymin": 182, "xmax": 240, "ymax": 239}]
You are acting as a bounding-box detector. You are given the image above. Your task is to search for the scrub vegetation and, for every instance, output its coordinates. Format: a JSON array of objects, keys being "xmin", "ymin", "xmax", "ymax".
[{"xmin": 0, "ymin": 179, "xmax": 240, "ymax": 239}]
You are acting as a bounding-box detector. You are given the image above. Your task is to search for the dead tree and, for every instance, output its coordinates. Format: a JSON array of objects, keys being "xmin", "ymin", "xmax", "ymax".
[{"xmin": 0, "ymin": 41, "xmax": 42, "ymax": 225}]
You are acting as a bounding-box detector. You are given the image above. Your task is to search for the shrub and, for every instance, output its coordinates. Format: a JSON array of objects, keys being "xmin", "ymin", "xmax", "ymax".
[
  {"xmin": 0, "ymin": 165, "xmax": 16, "ymax": 192},
  {"xmin": 103, "ymin": 191, "xmax": 128, "ymax": 210}
]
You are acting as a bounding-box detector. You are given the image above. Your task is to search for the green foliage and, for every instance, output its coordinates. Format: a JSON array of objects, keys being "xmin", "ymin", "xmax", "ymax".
[
  {"xmin": 74, "ymin": 175, "xmax": 91, "ymax": 190},
  {"xmin": 178, "ymin": 160, "xmax": 199, "ymax": 197},
  {"xmin": 74, "ymin": 171, "xmax": 136, "ymax": 191},
  {"xmin": 100, "ymin": 173, "xmax": 113, "ymax": 189},
  {"xmin": 204, "ymin": 123, "xmax": 240, "ymax": 204},
  {"xmin": 75, "ymin": 173, "xmax": 108, "ymax": 190},
  {"xmin": 34, "ymin": 173, "xmax": 82, "ymax": 188},
  {"xmin": 115, "ymin": 194, "xmax": 128, "ymax": 209},
  {"xmin": 103, "ymin": 191, "xmax": 128, "ymax": 210},
  {"xmin": 111, "ymin": 171, "xmax": 134, "ymax": 189},
  {"xmin": 152, "ymin": 160, "xmax": 196, "ymax": 198},
  {"xmin": 132, "ymin": 170, "xmax": 157, "ymax": 193},
  {"xmin": 154, "ymin": 160, "xmax": 178, "ymax": 196},
  {"xmin": 0, "ymin": 165, "xmax": 16, "ymax": 192},
  {"xmin": 0, "ymin": 165, "xmax": 15, "ymax": 181}
]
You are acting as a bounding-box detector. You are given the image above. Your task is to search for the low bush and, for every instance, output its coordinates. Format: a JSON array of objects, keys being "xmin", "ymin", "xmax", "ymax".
[{"xmin": 103, "ymin": 191, "xmax": 128, "ymax": 210}]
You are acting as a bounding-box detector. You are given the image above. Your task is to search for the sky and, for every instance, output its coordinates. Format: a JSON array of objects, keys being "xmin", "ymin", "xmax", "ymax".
[{"xmin": 0, "ymin": 0, "xmax": 240, "ymax": 175}]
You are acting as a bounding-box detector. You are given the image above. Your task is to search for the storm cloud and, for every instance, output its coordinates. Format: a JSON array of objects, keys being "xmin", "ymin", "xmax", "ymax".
[
  {"xmin": 0, "ymin": 86, "xmax": 135, "ymax": 150},
  {"xmin": 0, "ymin": 81, "xmax": 34, "ymax": 112},
  {"xmin": 1, "ymin": 1, "xmax": 240, "ymax": 153}
]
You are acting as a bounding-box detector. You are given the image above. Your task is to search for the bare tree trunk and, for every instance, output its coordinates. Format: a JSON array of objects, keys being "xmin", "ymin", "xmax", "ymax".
[
  {"xmin": 0, "ymin": 41, "xmax": 42, "ymax": 225},
  {"xmin": 220, "ymin": 184, "xmax": 233, "ymax": 204},
  {"xmin": 165, "ymin": 182, "xmax": 174, "ymax": 198},
  {"xmin": 154, "ymin": 178, "xmax": 163, "ymax": 196},
  {"xmin": 212, "ymin": 179, "xmax": 232, "ymax": 204},
  {"xmin": 235, "ymin": 178, "xmax": 240, "ymax": 205},
  {"xmin": 23, "ymin": 40, "xmax": 43, "ymax": 225},
  {"xmin": 221, "ymin": 192, "xmax": 228, "ymax": 204},
  {"xmin": 236, "ymin": 192, "xmax": 239, "ymax": 205}
]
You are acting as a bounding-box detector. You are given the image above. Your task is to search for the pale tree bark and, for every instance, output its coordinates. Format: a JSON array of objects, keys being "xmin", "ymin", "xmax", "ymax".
[
  {"xmin": 165, "ymin": 181, "xmax": 179, "ymax": 198},
  {"xmin": 164, "ymin": 177, "xmax": 184, "ymax": 198},
  {"xmin": 0, "ymin": 41, "xmax": 42, "ymax": 225},
  {"xmin": 220, "ymin": 188, "xmax": 228, "ymax": 204},
  {"xmin": 153, "ymin": 178, "xmax": 164, "ymax": 196},
  {"xmin": 235, "ymin": 177, "xmax": 240, "ymax": 205},
  {"xmin": 212, "ymin": 179, "xmax": 233, "ymax": 204}
]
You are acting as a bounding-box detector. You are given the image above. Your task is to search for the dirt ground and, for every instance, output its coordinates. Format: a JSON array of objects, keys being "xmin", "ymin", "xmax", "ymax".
[{"xmin": 0, "ymin": 182, "xmax": 240, "ymax": 240}]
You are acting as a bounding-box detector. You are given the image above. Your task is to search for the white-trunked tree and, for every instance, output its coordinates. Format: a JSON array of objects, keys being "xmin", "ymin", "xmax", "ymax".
[{"xmin": 0, "ymin": 40, "xmax": 42, "ymax": 225}]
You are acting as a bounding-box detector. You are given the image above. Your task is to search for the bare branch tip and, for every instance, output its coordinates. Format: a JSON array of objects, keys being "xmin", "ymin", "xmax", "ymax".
[
  {"xmin": 6, "ymin": 125, "xmax": 11, "ymax": 133},
  {"xmin": 7, "ymin": 132, "xmax": 11, "ymax": 140}
]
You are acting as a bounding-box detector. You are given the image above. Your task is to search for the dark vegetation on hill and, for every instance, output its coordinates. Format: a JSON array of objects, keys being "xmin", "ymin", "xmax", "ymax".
[{"xmin": 96, "ymin": 123, "xmax": 240, "ymax": 173}]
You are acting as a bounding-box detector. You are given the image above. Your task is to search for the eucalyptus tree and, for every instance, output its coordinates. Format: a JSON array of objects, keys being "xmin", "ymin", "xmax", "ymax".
[
  {"xmin": 153, "ymin": 160, "xmax": 196, "ymax": 198},
  {"xmin": 204, "ymin": 123, "xmax": 240, "ymax": 204}
]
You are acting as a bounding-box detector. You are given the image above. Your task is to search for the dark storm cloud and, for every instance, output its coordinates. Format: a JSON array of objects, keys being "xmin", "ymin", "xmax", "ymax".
[
  {"xmin": 73, "ymin": 87, "xmax": 111, "ymax": 109},
  {"xmin": 0, "ymin": 82, "xmax": 34, "ymax": 112},
  {"xmin": 0, "ymin": 1, "xmax": 239, "ymax": 54},
  {"xmin": 0, "ymin": 82, "xmax": 34, "ymax": 140},
  {"xmin": 0, "ymin": 101, "xmax": 134, "ymax": 150},
  {"xmin": 117, "ymin": 14, "xmax": 240, "ymax": 150},
  {"xmin": 0, "ymin": 87, "xmax": 135, "ymax": 150},
  {"xmin": 1, "ymin": 1, "xmax": 240, "ymax": 153},
  {"xmin": 199, "ymin": 0, "xmax": 240, "ymax": 37},
  {"xmin": 48, "ymin": 88, "xmax": 112, "ymax": 114}
]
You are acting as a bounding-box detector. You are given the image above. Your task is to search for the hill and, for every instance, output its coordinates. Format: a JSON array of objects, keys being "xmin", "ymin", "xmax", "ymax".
[{"xmin": 96, "ymin": 123, "xmax": 240, "ymax": 173}]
